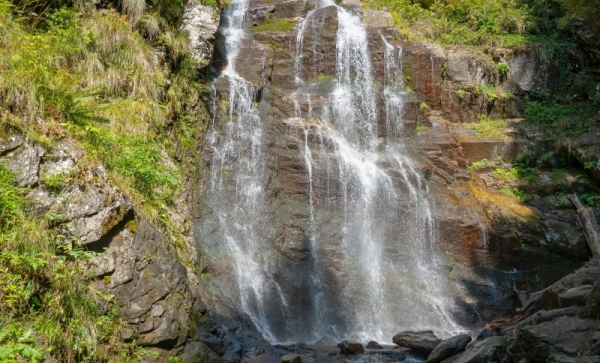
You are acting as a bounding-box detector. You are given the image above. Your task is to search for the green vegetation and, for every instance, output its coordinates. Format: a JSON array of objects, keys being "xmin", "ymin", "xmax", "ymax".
[
  {"xmin": 464, "ymin": 116, "xmax": 508, "ymax": 139},
  {"xmin": 500, "ymin": 187, "xmax": 530, "ymax": 201},
  {"xmin": 524, "ymin": 100, "xmax": 597, "ymax": 139},
  {"xmin": 492, "ymin": 163, "xmax": 538, "ymax": 182},
  {"xmin": 0, "ymin": 165, "xmax": 144, "ymax": 362},
  {"xmin": 0, "ymin": 0, "xmax": 209, "ymax": 359},
  {"xmin": 0, "ymin": 0, "xmax": 206, "ymax": 232},
  {"xmin": 468, "ymin": 158, "xmax": 494, "ymax": 171},
  {"xmin": 362, "ymin": 0, "xmax": 575, "ymax": 48},
  {"xmin": 252, "ymin": 20, "xmax": 296, "ymax": 32},
  {"xmin": 497, "ymin": 63, "xmax": 510, "ymax": 76}
]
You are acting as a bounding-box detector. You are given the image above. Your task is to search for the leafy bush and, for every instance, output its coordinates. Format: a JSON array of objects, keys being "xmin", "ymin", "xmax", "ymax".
[
  {"xmin": 363, "ymin": 0, "xmax": 538, "ymax": 47},
  {"xmin": 524, "ymin": 101, "xmax": 596, "ymax": 138}
]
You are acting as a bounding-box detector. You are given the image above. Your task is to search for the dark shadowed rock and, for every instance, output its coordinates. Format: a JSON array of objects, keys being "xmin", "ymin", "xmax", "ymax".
[
  {"xmin": 248, "ymin": 353, "xmax": 281, "ymax": 363},
  {"xmin": 314, "ymin": 336, "xmax": 337, "ymax": 346},
  {"xmin": 366, "ymin": 340, "xmax": 384, "ymax": 349},
  {"xmin": 393, "ymin": 330, "xmax": 442, "ymax": 355},
  {"xmin": 248, "ymin": 354, "xmax": 280, "ymax": 363},
  {"xmin": 222, "ymin": 350, "xmax": 241, "ymax": 363},
  {"xmin": 180, "ymin": 341, "xmax": 223, "ymax": 363},
  {"xmin": 581, "ymin": 278, "xmax": 600, "ymax": 318},
  {"xmin": 281, "ymin": 353, "xmax": 302, "ymax": 363},
  {"xmin": 427, "ymin": 334, "xmax": 471, "ymax": 363},
  {"xmin": 441, "ymin": 336, "xmax": 505, "ymax": 363},
  {"xmin": 471, "ymin": 326, "xmax": 502, "ymax": 345},
  {"xmin": 337, "ymin": 340, "xmax": 365, "ymax": 354},
  {"xmin": 507, "ymin": 315, "xmax": 598, "ymax": 362}
]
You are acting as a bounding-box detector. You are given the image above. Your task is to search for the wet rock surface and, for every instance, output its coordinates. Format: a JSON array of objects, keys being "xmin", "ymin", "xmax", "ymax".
[
  {"xmin": 393, "ymin": 331, "xmax": 442, "ymax": 356},
  {"xmin": 427, "ymin": 334, "xmax": 472, "ymax": 363}
]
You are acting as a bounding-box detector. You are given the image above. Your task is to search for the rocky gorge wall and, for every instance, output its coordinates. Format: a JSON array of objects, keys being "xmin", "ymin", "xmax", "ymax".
[
  {"xmin": 196, "ymin": 0, "xmax": 598, "ymax": 352},
  {"xmin": 3, "ymin": 0, "xmax": 600, "ymax": 361}
]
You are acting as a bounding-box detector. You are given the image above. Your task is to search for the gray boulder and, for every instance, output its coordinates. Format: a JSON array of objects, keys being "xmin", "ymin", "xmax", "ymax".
[
  {"xmin": 181, "ymin": 0, "xmax": 219, "ymax": 68},
  {"xmin": 363, "ymin": 10, "xmax": 394, "ymax": 28},
  {"xmin": 507, "ymin": 315, "xmax": 598, "ymax": 362},
  {"xmin": 441, "ymin": 336, "xmax": 505, "ymax": 363},
  {"xmin": 337, "ymin": 340, "xmax": 365, "ymax": 354},
  {"xmin": 281, "ymin": 353, "xmax": 302, "ymax": 363},
  {"xmin": 427, "ymin": 334, "xmax": 471, "ymax": 363},
  {"xmin": 366, "ymin": 340, "xmax": 384, "ymax": 349},
  {"xmin": 393, "ymin": 330, "xmax": 442, "ymax": 355},
  {"xmin": 179, "ymin": 341, "xmax": 223, "ymax": 363},
  {"xmin": 248, "ymin": 354, "xmax": 279, "ymax": 363}
]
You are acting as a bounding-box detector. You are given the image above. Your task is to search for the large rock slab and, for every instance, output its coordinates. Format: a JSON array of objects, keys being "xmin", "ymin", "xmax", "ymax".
[
  {"xmin": 7, "ymin": 142, "xmax": 44, "ymax": 187},
  {"xmin": 363, "ymin": 10, "xmax": 394, "ymax": 28},
  {"xmin": 582, "ymin": 277, "xmax": 600, "ymax": 318},
  {"xmin": 507, "ymin": 315, "xmax": 599, "ymax": 362},
  {"xmin": 182, "ymin": 0, "xmax": 219, "ymax": 68},
  {"xmin": 441, "ymin": 336, "xmax": 506, "ymax": 363},
  {"xmin": 427, "ymin": 334, "xmax": 472, "ymax": 363},
  {"xmin": 337, "ymin": 340, "xmax": 364, "ymax": 354},
  {"xmin": 393, "ymin": 330, "xmax": 442, "ymax": 355}
]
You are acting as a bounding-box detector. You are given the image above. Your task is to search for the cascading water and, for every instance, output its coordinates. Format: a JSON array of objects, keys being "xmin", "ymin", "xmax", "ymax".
[{"xmin": 201, "ymin": 0, "xmax": 463, "ymax": 344}]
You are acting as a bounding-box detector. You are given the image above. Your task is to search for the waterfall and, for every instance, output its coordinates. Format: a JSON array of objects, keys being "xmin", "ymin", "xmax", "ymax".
[{"xmin": 201, "ymin": 0, "xmax": 463, "ymax": 344}]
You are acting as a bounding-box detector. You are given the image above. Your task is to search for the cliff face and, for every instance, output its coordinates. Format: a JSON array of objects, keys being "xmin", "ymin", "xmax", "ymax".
[
  {"xmin": 2, "ymin": 0, "xmax": 600, "ymax": 362},
  {"xmin": 195, "ymin": 0, "xmax": 597, "ymax": 350}
]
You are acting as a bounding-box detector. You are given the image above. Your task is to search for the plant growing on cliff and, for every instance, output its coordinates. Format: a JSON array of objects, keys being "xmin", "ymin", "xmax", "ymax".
[
  {"xmin": 464, "ymin": 115, "xmax": 508, "ymax": 139},
  {"xmin": 498, "ymin": 63, "xmax": 510, "ymax": 76},
  {"xmin": 0, "ymin": 165, "xmax": 141, "ymax": 361}
]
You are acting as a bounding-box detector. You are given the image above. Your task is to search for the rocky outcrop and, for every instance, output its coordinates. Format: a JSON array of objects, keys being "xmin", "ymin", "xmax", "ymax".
[
  {"xmin": 337, "ymin": 340, "xmax": 364, "ymax": 354},
  {"xmin": 0, "ymin": 130, "xmax": 205, "ymax": 359},
  {"xmin": 427, "ymin": 334, "xmax": 471, "ymax": 363},
  {"xmin": 441, "ymin": 336, "xmax": 506, "ymax": 363},
  {"xmin": 393, "ymin": 331, "xmax": 442, "ymax": 355},
  {"xmin": 182, "ymin": 0, "xmax": 220, "ymax": 68}
]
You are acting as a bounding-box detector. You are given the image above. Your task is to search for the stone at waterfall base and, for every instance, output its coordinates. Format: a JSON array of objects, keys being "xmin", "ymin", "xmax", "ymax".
[
  {"xmin": 427, "ymin": 334, "xmax": 471, "ymax": 363},
  {"xmin": 282, "ymin": 353, "xmax": 302, "ymax": 363},
  {"xmin": 337, "ymin": 340, "xmax": 365, "ymax": 354},
  {"xmin": 367, "ymin": 341, "xmax": 384, "ymax": 349},
  {"xmin": 393, "ymin": 331, "xmax": 442, "ymax": 355}
]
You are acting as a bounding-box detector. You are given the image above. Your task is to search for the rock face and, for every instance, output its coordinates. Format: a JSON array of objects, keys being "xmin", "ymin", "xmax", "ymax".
[
  {"xmin": 393, "ymin": 331, "xmax": 442, "ymax": 355},
  {"xmin": 197, "ymin": 0, "xmax": 591, "ymax": 345},
  {"xmin": 507, "ymin": 316, "xmax": 599, "ymax": 362},
  {"xmin": 427, "ymin": 334, "xmax": 472, "ymax": 363},
  {"xmin": 0, "ymin": 131, "xmax": 205, "ymax": 358},
  {"xmin": 182, "ymin": 0, "xmax": 220, "ymax": 68},
  {"xmin": 582, "ymin": 278, "xmax": 600, "ymax": 318},
  {"xmin": 441, "ymin": 336, "xmax": 506, "ymax": 363}
]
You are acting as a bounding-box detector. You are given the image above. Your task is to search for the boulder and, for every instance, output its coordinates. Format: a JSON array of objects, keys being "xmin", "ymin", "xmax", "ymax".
[
  {"xmin": 179, "ymin": 342, "xmax": 223, "ymax": 363},
  {"xmin": 181, "ymin": 0, "xmax": 219, "ymax": 68},
  {"xmin": 268, "ymin": 0, "xmax": 308, "ymax": 19},
  {"xmin": 314, "ymin": 336, "xmax": 337, "ymax": 346},
  {"xmin": 337, "ymin": 340, "xmax": 365, "ymax": 354},
  {"xmin": 363, "ymin": 10, "xmax": 394, "ymax": 28},
  {"xmin": 7, "ymin": 142, "xmax": 44, "ymax": 187},
  {"xmin": 393, "ymin": 330, "xmax": 442, "ymax": 355},
  {"xmin": 366, "ymin": 340, "xmax": 384, "ymax": 349},
  {"xmin": 441, "ymin": 336, "xmax": 505, "ymax": 363},
  {"xmin": 507, "ymin": 315, "xmax": 598, "ymax": 362},
  {"xmin": 427, "ymin": 334, "xmax": 472, "ymax": 363},
  {"xmin": 248, "ymin": 354, "xmax": 279, "ymax": 363},
  {"xmin": 0, "ymin": 132, "xmax": 23, "ymax": 154},
  {"xmin": 281, "ymin": 353, "xmax": 302, "ymax": 363},
  {"xmin": 444, "ymin": 49, "xmax": 497, "ymax": 90}
]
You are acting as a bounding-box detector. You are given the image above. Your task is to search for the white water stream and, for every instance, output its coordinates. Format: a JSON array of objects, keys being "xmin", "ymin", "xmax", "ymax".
[{"xmin": 202, "ymin": 0, "xmax": 463, "ymax": 344}]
